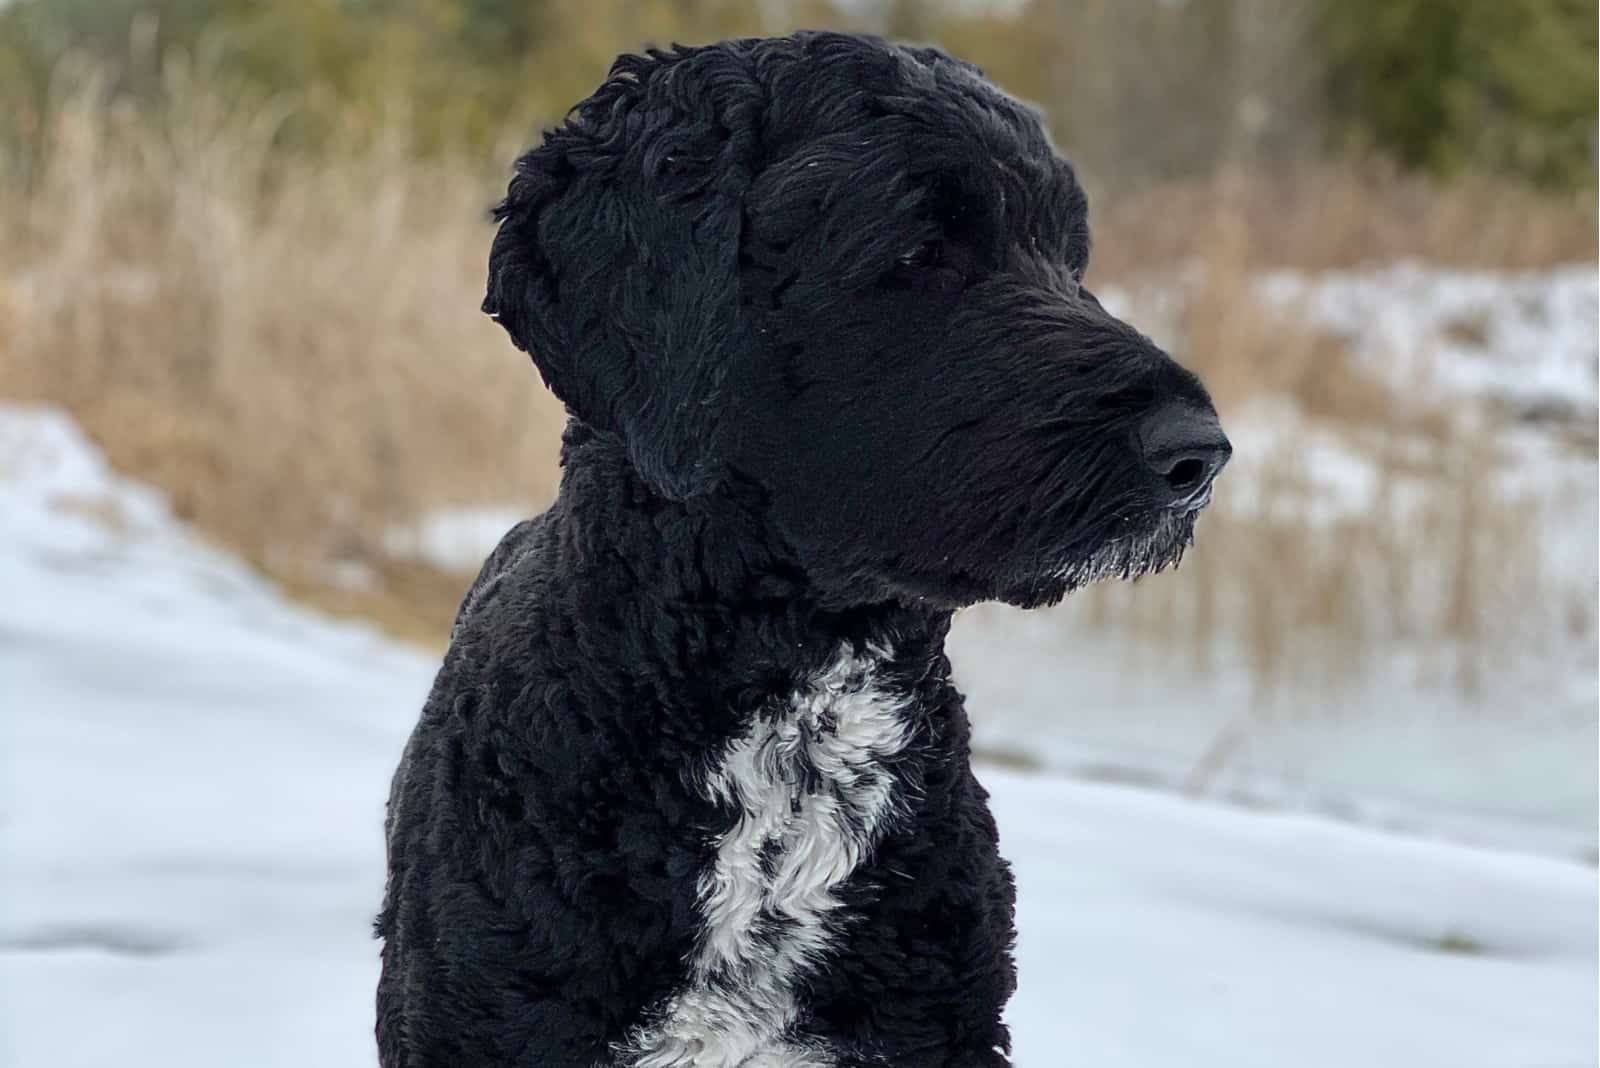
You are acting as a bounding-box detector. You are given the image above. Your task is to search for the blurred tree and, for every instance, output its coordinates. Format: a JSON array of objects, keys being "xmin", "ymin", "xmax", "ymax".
[
  {"xmin": 0, "ymin": 0, "xmax": 1592, "ymax": 189},
  {"xmin": 1323, "ymin": 0, "xmax": 1597, "ymax": 188},
  {"xmin": 930, "ymin": 0, "xmax": 1323, "ymax": 193}
]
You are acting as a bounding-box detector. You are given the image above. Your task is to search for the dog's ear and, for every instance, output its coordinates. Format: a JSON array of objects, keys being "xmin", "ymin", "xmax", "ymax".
[{"xmin": 483, "ymin": 46, "xmax": 763, "ymax": 500}]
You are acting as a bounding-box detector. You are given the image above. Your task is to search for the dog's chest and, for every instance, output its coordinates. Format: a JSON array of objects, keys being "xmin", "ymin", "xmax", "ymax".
[{"xmin": 620, "ymin": 646, "xmax": 911, "ymax": 1068}]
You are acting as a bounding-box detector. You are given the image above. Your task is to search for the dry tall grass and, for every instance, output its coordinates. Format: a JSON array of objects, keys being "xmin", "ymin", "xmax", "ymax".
[
  {"xmin": 1075, "ymin": 216, "xmax": 1581, "ymax": 704},
  {"xmin": 0, "ymin": 67, "xmax": 564, "ymax": 637},
  {"xmin": 1090, "ymin": 164, "xmax": 1596, "ymax": 278},
  {"xmin": 1, "ymin": 71, "xmax": 1592, "ymax": 676}
]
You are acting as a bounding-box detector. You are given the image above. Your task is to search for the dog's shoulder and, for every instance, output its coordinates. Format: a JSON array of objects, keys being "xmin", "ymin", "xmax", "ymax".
[
  {"xmin": 449, "ymin": 512, "xmax": 549, "ymax": 642},
  {"xmin": 386, "ymin": 510, "xmax": 563, "ymax": 859},
  {"xmin": 380, "ymin": 503, "xmax": 716, "ymax": 1068}
]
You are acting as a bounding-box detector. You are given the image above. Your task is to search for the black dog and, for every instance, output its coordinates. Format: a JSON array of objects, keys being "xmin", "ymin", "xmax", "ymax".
[{"xmin": 377, "ymin": 30, "xmax": 1228, "ymax": 1068}]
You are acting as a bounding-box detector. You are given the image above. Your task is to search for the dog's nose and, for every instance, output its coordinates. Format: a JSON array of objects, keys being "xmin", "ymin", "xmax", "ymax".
[{"xmin": 1140, "ymin": 403, "xmax": 1231, "ymax": 510}]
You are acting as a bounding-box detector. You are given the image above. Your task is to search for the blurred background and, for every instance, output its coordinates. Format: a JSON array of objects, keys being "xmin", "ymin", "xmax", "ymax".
[{"xmin": 0, "ymin": 2, "xmax": 1595, "ymax": 1066}]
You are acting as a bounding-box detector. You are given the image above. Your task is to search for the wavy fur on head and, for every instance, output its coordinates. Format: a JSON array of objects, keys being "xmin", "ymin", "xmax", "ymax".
[{"xmin": 378, "ymin": 30, "xmax": 1224, "ymax": 1068}]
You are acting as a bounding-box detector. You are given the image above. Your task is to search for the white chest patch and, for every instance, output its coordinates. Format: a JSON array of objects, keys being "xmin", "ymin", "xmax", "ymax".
[{"xmin": 616, "ymin": 645, "xmax": 911, "ymax": 1068}]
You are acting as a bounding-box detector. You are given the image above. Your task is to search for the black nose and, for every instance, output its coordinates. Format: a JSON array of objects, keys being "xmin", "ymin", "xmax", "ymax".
[{"xmin": 1140, "ymin": 403, "xmax": 1232, "ymax": 510}]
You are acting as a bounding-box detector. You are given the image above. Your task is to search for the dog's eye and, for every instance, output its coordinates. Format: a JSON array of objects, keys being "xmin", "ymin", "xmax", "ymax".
[
  {"xmin": 898, "ymin": 240, "xmax": 945, "ymax": 270},
  {"xmin": 887, "ymin": 237, "xmax": 972, "ymax": 295}
]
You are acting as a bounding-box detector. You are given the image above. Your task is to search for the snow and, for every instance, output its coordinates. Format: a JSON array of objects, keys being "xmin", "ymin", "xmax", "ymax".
[
  {"xmin": 998, "ymin": 774, "xmax": 1597, "ymax": 1068},
  {"xmin": 1212, "ymin": 398, "xmax": 1385, "ymax": 524},
  {"xmin": 0, "ymin": 406, "xmax": 437, "ymax": 1067},
  {"xmin": 2, "ymin": 403, "xmax": 1596, "ymax": 1067},
  {"xmin": 950, "ymin": 606, "xmax": 1599, "ymax": 861},
  {"xmin": 1256, "ymin": 263, "xmax": 1598, "ymax": 418},
  {"xmin": 1101, "ymin": 262, "xmax": 1599, "ymax": 420},
  {"xmin": 384, "ymin": 505, "xmax": 531, "ymax": 575}
]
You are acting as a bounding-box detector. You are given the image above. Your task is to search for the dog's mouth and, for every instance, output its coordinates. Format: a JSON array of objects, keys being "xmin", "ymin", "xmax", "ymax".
[
  {"xmin": 982, "ymin": 503, "xmax": 1201, "ymax": 611},
  {"xmin": 1054, "ymin": 506, "xmax": 1198, "ymax": 591}
]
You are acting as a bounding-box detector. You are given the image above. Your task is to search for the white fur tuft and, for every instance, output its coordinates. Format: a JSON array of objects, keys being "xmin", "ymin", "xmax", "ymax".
[{"xmin": 616, "ymin": 645, "xmax": 910, "ymax": 1068}]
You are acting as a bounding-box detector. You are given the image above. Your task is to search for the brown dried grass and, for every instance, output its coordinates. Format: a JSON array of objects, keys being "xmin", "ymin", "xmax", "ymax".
[
  {"xmin": 1076, "ymin": 229, "xmax": 1562, "ymax": 701},
  {"xmin": 0, "ymin": 69, "xmax": 564, "ymax": 623},
  {"xmin": 1090, "ymin": 162, "xmax": 1597, "ymax": 281},
  {"xmin": 0, "ymin": 75, "xmax": 1588, "ymax": 681}
]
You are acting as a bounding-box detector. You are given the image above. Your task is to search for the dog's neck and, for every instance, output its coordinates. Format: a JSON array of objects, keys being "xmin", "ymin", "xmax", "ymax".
[{"xmin": 546, "ymin": 420, "xmax": 954, "ymax": 699}]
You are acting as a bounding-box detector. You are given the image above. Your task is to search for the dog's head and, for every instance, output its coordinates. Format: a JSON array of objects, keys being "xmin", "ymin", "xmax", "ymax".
[{"xmin": 485, "ymin": 31, "xmax": 1229, "ymax": 610}]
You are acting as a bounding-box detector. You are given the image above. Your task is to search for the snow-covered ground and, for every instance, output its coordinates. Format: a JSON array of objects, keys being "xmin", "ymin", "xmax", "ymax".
[
  {"xmin": 2, "ymin": 403, "xmax": 1596, "ymax": 1067},
  {"xmin": 1256, "ymin": 263, "xmax": 1598, "ymax": 418},
  {"xmin": 384, "ymin": 504, "xmax": 531, "ymax": 576},
  {"xmin": 1097, "ymin": 262, "xmax": 1599, "ymax": 421},
  {"xmin": 950, "ymin": 604, "xmax": 1599, "ymax": 861}
]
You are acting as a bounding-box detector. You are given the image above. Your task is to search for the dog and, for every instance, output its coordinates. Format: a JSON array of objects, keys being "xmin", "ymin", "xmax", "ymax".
[{"xmin": 376, "ymin": 30, "xmax": 1229, "ymax": 1068}]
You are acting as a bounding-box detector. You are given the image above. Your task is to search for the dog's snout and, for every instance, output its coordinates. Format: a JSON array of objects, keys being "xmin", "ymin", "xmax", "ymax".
[{"xmin": 1139, "ymin": 403, "xmax": 1231, "ymax": 511}]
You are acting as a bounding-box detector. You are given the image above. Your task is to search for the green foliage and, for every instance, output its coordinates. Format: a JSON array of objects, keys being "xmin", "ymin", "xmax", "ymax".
[
  {"xmin": 1323, "ymin": 0, "xmax": 1597, "ymax": 188},
  {"xmin": 0, "ymin": 0, "xmax": 820, "ymax": 162},
  {"xmin": 0, "ymin": 0, "xmax": 1593, "ymax": 190}
]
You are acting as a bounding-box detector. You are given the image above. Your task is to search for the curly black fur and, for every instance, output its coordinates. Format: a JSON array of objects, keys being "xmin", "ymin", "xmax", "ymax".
[{"xmin": 377, "ymin": 30, "xmax": 1226, "ymax": 1068}]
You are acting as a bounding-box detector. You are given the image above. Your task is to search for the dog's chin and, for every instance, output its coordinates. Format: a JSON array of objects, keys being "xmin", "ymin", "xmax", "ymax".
[
  {"xmin": 861, "ymin": 505, "xmax": 1203, "ymax": 614},
  {"xmin": 993, "ymin": 506, "xmax": 1200, "ymax": 610}
]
